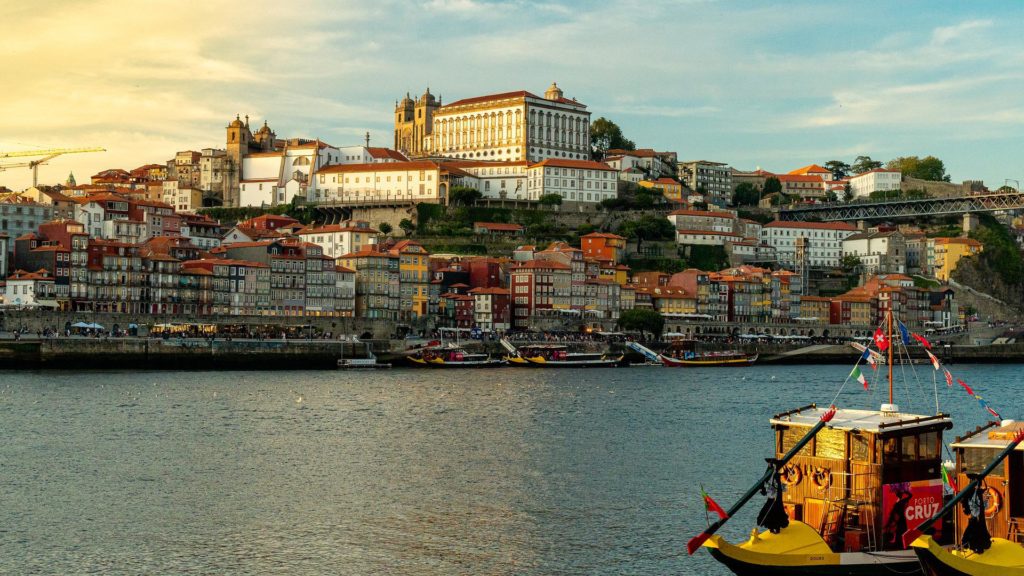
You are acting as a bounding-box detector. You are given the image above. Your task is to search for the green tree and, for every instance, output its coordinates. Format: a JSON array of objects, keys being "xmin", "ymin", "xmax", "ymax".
[
  {"xmin": 618, "ymin": 214, "xmax": 675, "ymax": 241},
  {"xmin": 825, "ymin": 190, "xmax": 838, "ymax": 202},
  {"xmin": 887, "ymin": 155, "xmax": 949, "ymax": 182},
  {"xmin": 399, "ymin": 218, "xmax": 416, "ymax": 236},
  {"xmin": 448, "ymin": 185, "xmax": 482, "ymax": 206},
  {"xmin": 589, "ymin": 117, "xmax": 635, "ymax": 155},
  {"xmin": 617, "ymin": 308, "xmax": 665, "ymax": 339},
  {"xmin": 852, "ymin": 155, "xmax": 883, "ymax": 174},
  {"xmin": 841, "ymin": 254, "xmax": 862, "ymax": 272},
  {"xmin": 732, "ymin": 182, "xmax": 761, "ymax": 206},
  {"xmin": 762, "ymin": 176, "xmax": 782, "ymax": 196},
  {"xmin": 842, "ymin": 183, "xmax": 853, "ymax": 202},
  {"xmin": 378, "ymin": 222, "xmax": 393, "ymax": 235},
  {"xmin": 824, "ymin": 160, "xmax": 851, "ymax": 180},
  {"xmin": 538, "ymin": 193, "xmax": 564, "ymax": 206}
]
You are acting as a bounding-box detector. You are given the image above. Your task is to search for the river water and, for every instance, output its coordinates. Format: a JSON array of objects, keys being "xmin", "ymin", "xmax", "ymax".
[{"xmin": 0, "ymin": 364, "xmax": 1020, "ymax": 575}]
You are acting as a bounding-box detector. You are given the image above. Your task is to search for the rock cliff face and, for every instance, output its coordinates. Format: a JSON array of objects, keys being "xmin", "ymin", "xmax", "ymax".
[{"xmin": 952, "ymin": 258, "xmax": 1024, "ymax": 321}]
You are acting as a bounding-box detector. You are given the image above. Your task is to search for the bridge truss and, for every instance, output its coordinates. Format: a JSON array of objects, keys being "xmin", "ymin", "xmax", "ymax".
[{"xmin": 780, "ymin": 192, "xmax": 1024, "ymax": 222}]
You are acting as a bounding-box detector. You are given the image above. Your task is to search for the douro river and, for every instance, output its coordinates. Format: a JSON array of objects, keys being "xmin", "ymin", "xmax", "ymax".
[{"xmin": 0, "ymin": 365, "xmax": 1016, "ymax": 574}]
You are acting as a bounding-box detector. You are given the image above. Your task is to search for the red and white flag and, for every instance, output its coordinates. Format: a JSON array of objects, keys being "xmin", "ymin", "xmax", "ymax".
[
  {"xmin": 925, "ymin": 349, "xmax": 940, "ymax": 370},
  {"xmin": 873, "ymin": 328, "xmax": 890, "ymax": 351}
]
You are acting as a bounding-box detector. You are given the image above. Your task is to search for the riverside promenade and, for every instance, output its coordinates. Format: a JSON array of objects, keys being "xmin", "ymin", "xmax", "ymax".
[{"xmin": 1, "ymin": 334, "xmax": 1021, "ymax": 370}]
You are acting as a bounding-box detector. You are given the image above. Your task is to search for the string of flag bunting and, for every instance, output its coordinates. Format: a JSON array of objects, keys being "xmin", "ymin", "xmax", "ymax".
[{"xmin": 854, "ymin": 318, "xmax": 1001, "ymax": 421}]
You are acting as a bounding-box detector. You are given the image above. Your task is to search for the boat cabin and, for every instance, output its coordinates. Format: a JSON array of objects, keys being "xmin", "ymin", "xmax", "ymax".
[
  {"xmin": 951, "ymin": 420, "xmax": 1024, "ymax": 542},
  {"xmin": 770, "ymin": 404, "xmax": 952, "ymax": 553}
]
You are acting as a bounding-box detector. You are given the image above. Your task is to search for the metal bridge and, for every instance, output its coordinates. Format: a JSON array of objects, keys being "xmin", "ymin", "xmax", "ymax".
[{"xmin": 779, "ymin": 191, "xmax": 1024, "ymax": 222}]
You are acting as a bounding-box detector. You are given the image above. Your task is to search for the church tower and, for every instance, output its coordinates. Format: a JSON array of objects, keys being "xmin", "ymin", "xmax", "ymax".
[
  {"xmin": 394, "ymin": 89, "xmax": 440, "ymax": 158},
  {"xmin": 225, "ymin": 114, "xmax": 254, "ymax": 207},
  {"xmin": 544, "ymin": 81, "xmax": 564, "ymax": 101}
]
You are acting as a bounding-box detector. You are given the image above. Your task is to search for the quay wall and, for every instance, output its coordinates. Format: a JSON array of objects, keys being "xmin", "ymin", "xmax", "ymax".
[{"xmin": 0, "ymin": 335, "xmax": 1018, "ymax": 371}]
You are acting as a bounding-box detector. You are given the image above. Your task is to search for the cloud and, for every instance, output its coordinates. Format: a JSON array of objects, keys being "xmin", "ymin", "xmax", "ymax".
[{"xmin": 932, "ymin": 19, "xmax": 993, "ymax": 44}]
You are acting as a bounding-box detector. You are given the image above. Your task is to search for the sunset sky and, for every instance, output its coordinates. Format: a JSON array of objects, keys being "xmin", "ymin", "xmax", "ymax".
[{"xmin": 2, "ymin": 0, "xmax": 1023, "ymax": 189}]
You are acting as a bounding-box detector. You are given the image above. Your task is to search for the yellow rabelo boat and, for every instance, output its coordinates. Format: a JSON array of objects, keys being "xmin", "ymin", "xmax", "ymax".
[
  {"xmin": 690, "ymin": 312, "xmax": 955, "ymax": 576},
  {"xmin": 906, "ymin": 421, "xmax": 1024, "ymax": 576}
]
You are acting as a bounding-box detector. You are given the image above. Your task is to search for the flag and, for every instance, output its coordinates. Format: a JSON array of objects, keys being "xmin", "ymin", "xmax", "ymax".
[
  {"xmin": 912, "ymin": 333, "xmax": 932, "ymax": 349},
  {"xmin": 873, "ymin": 328, "xmax": 890, "ymax": 351},
  {"xmin": 860, "ymin": 344, "xmax": 876, "ymax": 366},
  {"xmin": 941, "ymin": 464, "xmax": 958, "ymax": 493},
  {"xmin": 898, "ymin": 321, "xmax": 911, "ymax": 345},
  {"xmin": 851, "ymin": 366, "xmax": 869, "ymax": 390},
  {"xmin": 943, "ymin": 369, "xmax": 953, "ymax": 387},
  {"xmin": 701, "ymin": 487, "xmax": 728, "ymax": 520},
  {"xmin": 925, "ymin": 349, "xmax": 940, "ymax": 370},
  {"xmin": 958, "ymin": 379, "xmax": 975, "ymax": 396},
  {"xmin": 977, "ymin": 398, "xmax": 1001, "ymax": 420}
]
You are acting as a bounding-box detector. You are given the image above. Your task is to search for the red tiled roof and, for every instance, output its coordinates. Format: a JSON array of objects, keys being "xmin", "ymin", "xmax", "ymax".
[
  {"xmin": 316, "ymin": 160, "xmax": 441, "ymax": 174},
  {"xmin": 581, "ymin": 232, "xmax": 625, "ymax": 239},
  {"xmin": 442, "ymin": 90, "xmax": 536, "ymax": 108},
  {"xmin": 468, "ymin": 287, "xmax": 510, "ymax": 295},
  {"xmin": 298, "ymin": 224, "xmax": 379, "ymax": 235},
  {"xmin": 366, "ymin": 147, "xmax": 408, "ymax": 161}
]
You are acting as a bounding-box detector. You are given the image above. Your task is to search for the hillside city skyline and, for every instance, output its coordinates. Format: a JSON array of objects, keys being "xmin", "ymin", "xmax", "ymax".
[{"xmin": 2, "ymin": 1, "xmax": 1024, "ymax": 190}]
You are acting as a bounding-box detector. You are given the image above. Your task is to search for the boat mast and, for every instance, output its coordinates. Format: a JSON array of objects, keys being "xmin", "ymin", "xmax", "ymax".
[{"xmin": 887, "ymin": 307, "xmax": 894, "ymax": 405}]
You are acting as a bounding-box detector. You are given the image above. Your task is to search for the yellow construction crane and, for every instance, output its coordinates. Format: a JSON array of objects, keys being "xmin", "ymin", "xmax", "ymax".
[{"xmin": 0, "ymin": 147, "xmax": 106, "ymax": 187}]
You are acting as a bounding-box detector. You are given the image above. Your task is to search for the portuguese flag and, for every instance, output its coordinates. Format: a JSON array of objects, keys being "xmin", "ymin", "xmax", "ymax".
[{"xmin": 701, "ymin": 486, "xmax": 728, "ymax": 520}]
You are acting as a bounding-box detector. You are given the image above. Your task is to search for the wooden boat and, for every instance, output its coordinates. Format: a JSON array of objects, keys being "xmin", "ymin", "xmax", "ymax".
[
  {"xmin": 505, "ymin": 344, "xmax": 625, "ymax": 368},
  {"xmin": 660, "ymin": 339, "xmax": 757, "ymax": 367},
  {"xmin": 906, "ymin": 421, "xmax": 1024, "ymax": 576},
  {"xmin": 406, "ymin": 344, "xmax": 505, "ymax": 368},
  {"xmin": 660, "ymin": 350, "xmax": 757, "ymax": 367},
  {"xmin": 691, "ymin": 311, "xmax": 954, "ymax": 576}
]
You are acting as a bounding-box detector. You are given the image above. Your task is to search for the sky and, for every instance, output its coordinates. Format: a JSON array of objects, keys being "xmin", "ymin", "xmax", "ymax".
[{"xmin": 2, "ymin": 0, "xmax": 1023, "ymax": 190}]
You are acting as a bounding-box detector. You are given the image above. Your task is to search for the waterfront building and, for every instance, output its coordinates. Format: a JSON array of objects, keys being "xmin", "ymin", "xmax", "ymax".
[
  {"xmin": 535, "ymin": 241, "xmax": 586, "ymax": 309},
  {"xmin": 640, "ymin": 286, "xmax": 695, "ymax": 317},
  {"xmin": 223, "ymin": 239, "xmax": 316, "ymax": 316},
  {"xmin": 338, "ymin": 246, "xmax": 400, "ymax": 320},
  {"xmin": 509, "ymin": 259, "xmax": 572, "ymax": 329},
  {"xmin": 713, "ymin": 266, "xmax": 773, "ymax": 323},
  {"xmin": 584, "ymin": 278, "xmax": 621, "ymax": 320},
  {"xmin": 849, "ymin": 169, "xmax": 902, "ymax": 199},
  {"xmin": 301, "ymin": 242, "xmax": 338, "ymax": 317},
  {"xmin": 84, "ymin": 239, "xmax": 145, "ymax": 313},
  {"xmin": 182, "ymin": 258, "xmax": 271, "ymax": 316},
  {"xmin": 468, "ymin": 286, "xmax": 511, "ymax": 330},
  {"xmin": 402, "ymin": 83, "xmax": 591, "ymax": 163},
  {"xmin": 4, "ymin": 269, "xmax": 56, "ymax": 307},
  {"xmin": 178, "ymin": 263, "xmax": 214, "ymax": 317},
  {"xmin": 335, "ymin": 265, "xmax": 356, "ymax": 317},
  {"xmin": 678, "ymin": 160, "xmax": 732, "ymax": 207},
  {"xmin": 525, "ymin": 158, "xmax": 617, "ymax": 204},
  {"xmin": 140, "ymin": 249, "xmax": 181, "ymax": 315},
  {"xmin": 761, "ymin": 220, "xmax": 858, "ymax": 268},
  {"xmin": 387, "ymin": 239, "xmax": 430, "ymax": 319}
]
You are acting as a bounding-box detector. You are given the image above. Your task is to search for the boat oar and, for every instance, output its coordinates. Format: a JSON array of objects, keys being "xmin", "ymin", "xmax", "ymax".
[
  {"xmin": 686, "ymin": 405, "xmax": 836, "ymax": 555},
  {"xmin": 902, "ymin": 426, "xmax": 1024, "ymax": 548}
]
